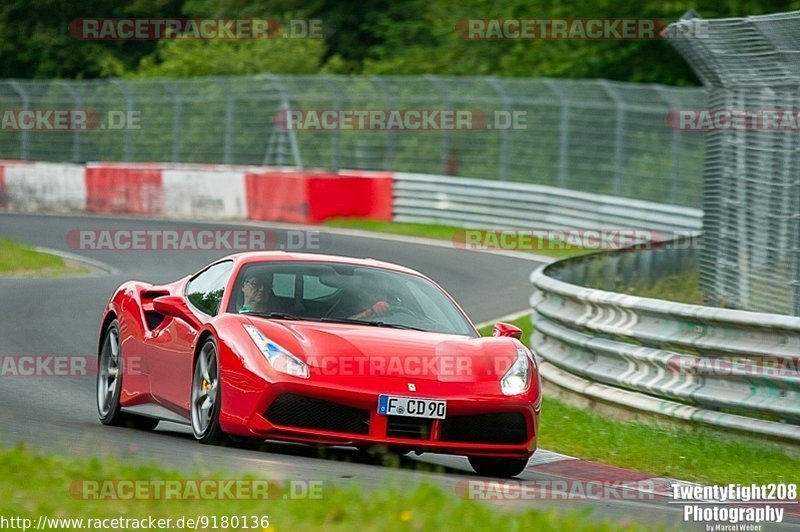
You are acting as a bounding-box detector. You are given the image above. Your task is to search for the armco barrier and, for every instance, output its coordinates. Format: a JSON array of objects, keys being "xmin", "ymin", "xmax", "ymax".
[
  {"xmin": 394, "ymin": 173, "xmax": 703, "ymax": 234},
  {"xmin": 530, "ymin": 240, "xmax": 800, "ymax": 442},
  {"xmin": 0, "ymin": 161, "xmax": 394, "ymax": 224}
]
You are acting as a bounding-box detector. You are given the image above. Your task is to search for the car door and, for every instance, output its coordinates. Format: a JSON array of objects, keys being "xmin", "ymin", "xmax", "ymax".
[{"xmin": 148, "ymin": 261, "xmax": 233, "ymax": 417}]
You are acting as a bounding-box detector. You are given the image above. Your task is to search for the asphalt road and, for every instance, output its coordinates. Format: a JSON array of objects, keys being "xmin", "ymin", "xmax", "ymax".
[{"xmin": 1, "ymin": 213, "xmax": 792, "ymax": 530}]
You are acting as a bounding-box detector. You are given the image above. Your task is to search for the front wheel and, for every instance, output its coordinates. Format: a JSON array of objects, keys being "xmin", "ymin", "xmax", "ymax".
[
  {"xmin": 96, "ymin": 319, "xmax": 159, "ymax": 430},
  {"xmin": 468, "ymin": 456, "xmax": 529, "ymax": 478},
  {"xmin": 191, "ymin": 338, "xmax": 226, "ymax": 444}
]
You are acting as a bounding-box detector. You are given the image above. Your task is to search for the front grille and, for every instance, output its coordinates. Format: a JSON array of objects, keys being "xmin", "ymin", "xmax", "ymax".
[
  {"xmin": 386, "ymin": 416, "xmax": 432, "ymax": 440},
  {"xmin": 440, "ymin": 412, "xmax": 527, "ymax": 444},
  {"xmin": 265, "ymin": 393, "xmax": 370, "ymax": 435}
]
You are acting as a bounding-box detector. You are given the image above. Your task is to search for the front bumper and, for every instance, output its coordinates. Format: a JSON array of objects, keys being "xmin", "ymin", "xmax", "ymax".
[{"xmin": 219, "ymin": 355, "xmax": 540, "ymax": 459}]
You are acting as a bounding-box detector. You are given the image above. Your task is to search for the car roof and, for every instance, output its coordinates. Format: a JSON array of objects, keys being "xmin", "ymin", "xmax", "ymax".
[{"xmin": 228, "ymin": 251, "xmax": 423, "ymax": 277}]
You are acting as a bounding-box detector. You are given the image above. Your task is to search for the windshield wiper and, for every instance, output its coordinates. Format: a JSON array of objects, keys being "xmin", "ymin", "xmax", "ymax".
[
  {"xmin": 243, "ymin": 311, "xmax": 312, "ymax": 321},
  {"xmin": 319, "ymin": 317, "xmax": 426, "ymax": 331}
]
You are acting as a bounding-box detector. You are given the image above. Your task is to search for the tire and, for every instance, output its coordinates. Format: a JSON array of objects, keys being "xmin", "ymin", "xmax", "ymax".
[
  {"xmin": 191, "ymin": 337, "xmax": 227, "ymax": 444},
  {"xmin": 468, "ymin": 456, "xmax": 529, "ymax": 478},
  {"xmin": 97, "ymin": 319, "xmax": 159, "ymax": 430}
]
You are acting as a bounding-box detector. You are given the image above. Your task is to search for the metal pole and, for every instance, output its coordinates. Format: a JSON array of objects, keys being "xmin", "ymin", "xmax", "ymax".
[
  {"xmin": 600, "ymin": 81, "xmax": 626, "ymax": 196},
  {"xmin": 212, "ymin": 78, "xmax": 235, "ymax": 164},
  {"xmin": 161, "ymin": 80, "xmax": 182, "ymax": 163},
  {"xmin": 8, "ymin": 81, "xmax": 30, "ymax": 160},
  {"xmin": 262, "ymin": 74, "xmax": 302, "ymax": 169},
  {"xmin": 487, "ymin": 77, "xmax": 511, "ymax": 181},
  {"xmin": 544, "ymin": 79, "xmax": 570, "ymax": 188},
  {"xmin": 59, "ymin": 80, "xmax": 82, "ymax": 162},
  {"xmin": 427, "ymin": 76, "xmax": 451, "ymax": 176},
  {"xmin": 111, "ymin": 79, "xmax": 133, "ymax": 161},
  {"xmin": 373, "ymin": 77, "xmax": 395, "ymax": 171}
]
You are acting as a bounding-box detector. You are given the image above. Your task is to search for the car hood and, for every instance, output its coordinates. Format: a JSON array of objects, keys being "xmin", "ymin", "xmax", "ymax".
[{"xmin": 244, "ymin": 317, "xmax": 519, "ymax": 383}]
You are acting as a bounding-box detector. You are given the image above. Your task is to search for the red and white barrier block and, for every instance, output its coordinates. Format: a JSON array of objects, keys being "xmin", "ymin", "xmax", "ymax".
[{"xmin": 0, "ymin": 161, "xmax": 394, "ymax": 224}]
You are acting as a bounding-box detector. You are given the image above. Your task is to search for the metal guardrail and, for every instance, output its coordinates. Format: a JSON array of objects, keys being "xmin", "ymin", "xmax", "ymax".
[
  {"xmin": 530, "ymin": 239, "xmax": 800, "ymax": 442},
  {"xmin": 394, "ymin": 173, "xmax": 703, "ymax": 234}
]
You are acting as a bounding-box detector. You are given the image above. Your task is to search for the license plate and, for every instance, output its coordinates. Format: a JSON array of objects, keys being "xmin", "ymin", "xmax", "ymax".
[{"xmin": 377, "ymin": 395, "xmax": 446, "ymax": 419}]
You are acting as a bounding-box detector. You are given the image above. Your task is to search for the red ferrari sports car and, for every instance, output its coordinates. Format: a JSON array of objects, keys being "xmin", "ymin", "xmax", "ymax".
[{"xmin": 96, "ymin": 252, "xmax": 541, "ymax": 477}]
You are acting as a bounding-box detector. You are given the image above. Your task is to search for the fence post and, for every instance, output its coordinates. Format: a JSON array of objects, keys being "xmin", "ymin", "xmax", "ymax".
[
  {"xmin": 544, "ymin": 79, "xmax": 570, "ymax": 188},
  {"xmin": 212, "ymin": 77, "xmax": 235, "ymax": 164},
  {"xmin": 487, "ymin": 77, "xmax": 510, "ymax": 181},
  {"xmin": 111, "ymin": 79, "xmax": 133, "ymax": 162},
  {"xmin": 600, "ymin": 81, "xmax": 626, "ymax": 195},
  {"xmin": 655, "ymin": 86, "xmax": 683, "ymax": 204},
  {"xmin": 372, "ymin": 77, "xmax": 395, "ymax": 171},
  {"xmin": 59, "ymin": 81, "xmax": 82, "ymax": 162},
  {"xmin": 160, "ymin": 80, "xmax": 182, "ymax": 163},
  {"xmin": 426, "ymin": 76, "xmax": 452, "ymax": 176},
  {"xmin": 8, "ymin": 81, "xmax": 30, "ymax": 160},
  {"xmin": 325, "ymin": 76, "xmax": 343, "ymax": 172},
  {"xmin": 262, "ymin": 74, "xmax": 303, "ymax": 168}
]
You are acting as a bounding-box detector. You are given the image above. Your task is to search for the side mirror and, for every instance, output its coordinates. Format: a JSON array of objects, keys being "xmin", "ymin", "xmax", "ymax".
[
  {"xmin": 492, "ymin": 322, "xmax": 523, "ymax": 339},
  {"xmin": 152, "ymin": 295, "xmax": 202, "ymax": 329}
]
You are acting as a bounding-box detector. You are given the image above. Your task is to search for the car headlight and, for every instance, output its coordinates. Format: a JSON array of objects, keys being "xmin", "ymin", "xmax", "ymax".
[
  {"xmin": 243, "ymin": 324, "xmax": 309, "ymax": 379},
  {"xmin": 501, "ymin": 347, "xmax": 532, "ymax": 396}
]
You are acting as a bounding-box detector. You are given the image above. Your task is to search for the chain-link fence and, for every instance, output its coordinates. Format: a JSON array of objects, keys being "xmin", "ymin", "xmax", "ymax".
[
  {"xmin": 667, "ymin": 10, "xmax": 800, "ymax": 315},
  {"xmin": 0, "ymin": 75, "xmax": 706, "ymax": 207}
]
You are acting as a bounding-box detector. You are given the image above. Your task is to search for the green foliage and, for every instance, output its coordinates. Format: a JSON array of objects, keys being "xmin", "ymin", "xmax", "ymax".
[
  {"xmin": 133, "ymin": 38, "xmax": 326, "ymax": 77},
  {"xmin": 3, "ymin": 0, "xmax": 800, "ymax": 82}
]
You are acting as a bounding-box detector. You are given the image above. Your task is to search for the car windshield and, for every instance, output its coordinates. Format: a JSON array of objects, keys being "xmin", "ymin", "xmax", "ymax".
[{"xmin": 228, "ymin": 261, "xmax": 476, "ymax": 336}]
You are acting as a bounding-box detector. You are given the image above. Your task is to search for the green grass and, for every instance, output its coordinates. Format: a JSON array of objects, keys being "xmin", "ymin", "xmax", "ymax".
[
  {"xmin": 0, "ymin": 445, "xmax": 640, "ymax": 531},
  {"xmin": 625, "ymin": 270, "xmax": 704, "ymax": 305},
  {"xmin": 480, "ymin": 316, "xmax": 800, "ymax": 486},
  {"xmin": 323, "ymin": 218, "xmax": 590, "ymax": 259},
  {"xmin": 0, "ymin": 238, "xmax": 86, "ymax": 276}
]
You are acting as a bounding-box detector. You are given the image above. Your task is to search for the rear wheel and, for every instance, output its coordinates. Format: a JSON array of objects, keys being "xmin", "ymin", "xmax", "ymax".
[
  {"xmin": 191, "ymin": 338, "xmax": 227, "ymax": 444},
  {"xmin": 468, "ymin": 456, "xmax": 529, "ymax": 478},
  {"xmin": 96, "ymin": 319, "xmax": 159, "ymax": 430}
]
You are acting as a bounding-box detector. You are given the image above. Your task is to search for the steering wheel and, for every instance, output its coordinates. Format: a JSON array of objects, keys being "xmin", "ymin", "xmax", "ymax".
[{"xmin": 383, "ymin": 305, "xmax": 417, "ymax": 320}]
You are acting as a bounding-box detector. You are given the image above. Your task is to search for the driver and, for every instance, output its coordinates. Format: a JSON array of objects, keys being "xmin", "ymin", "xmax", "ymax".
[
  {"xmin": 238, "ymin": 270, "xmax": 273, "ymax": 313},
  {"xmin": 349, "ymin": 281, "xmax": 392, "ymax": 320},
  {"xmin": 349, "ymin": 299, "xmax": 391, "ymax": 320}
]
